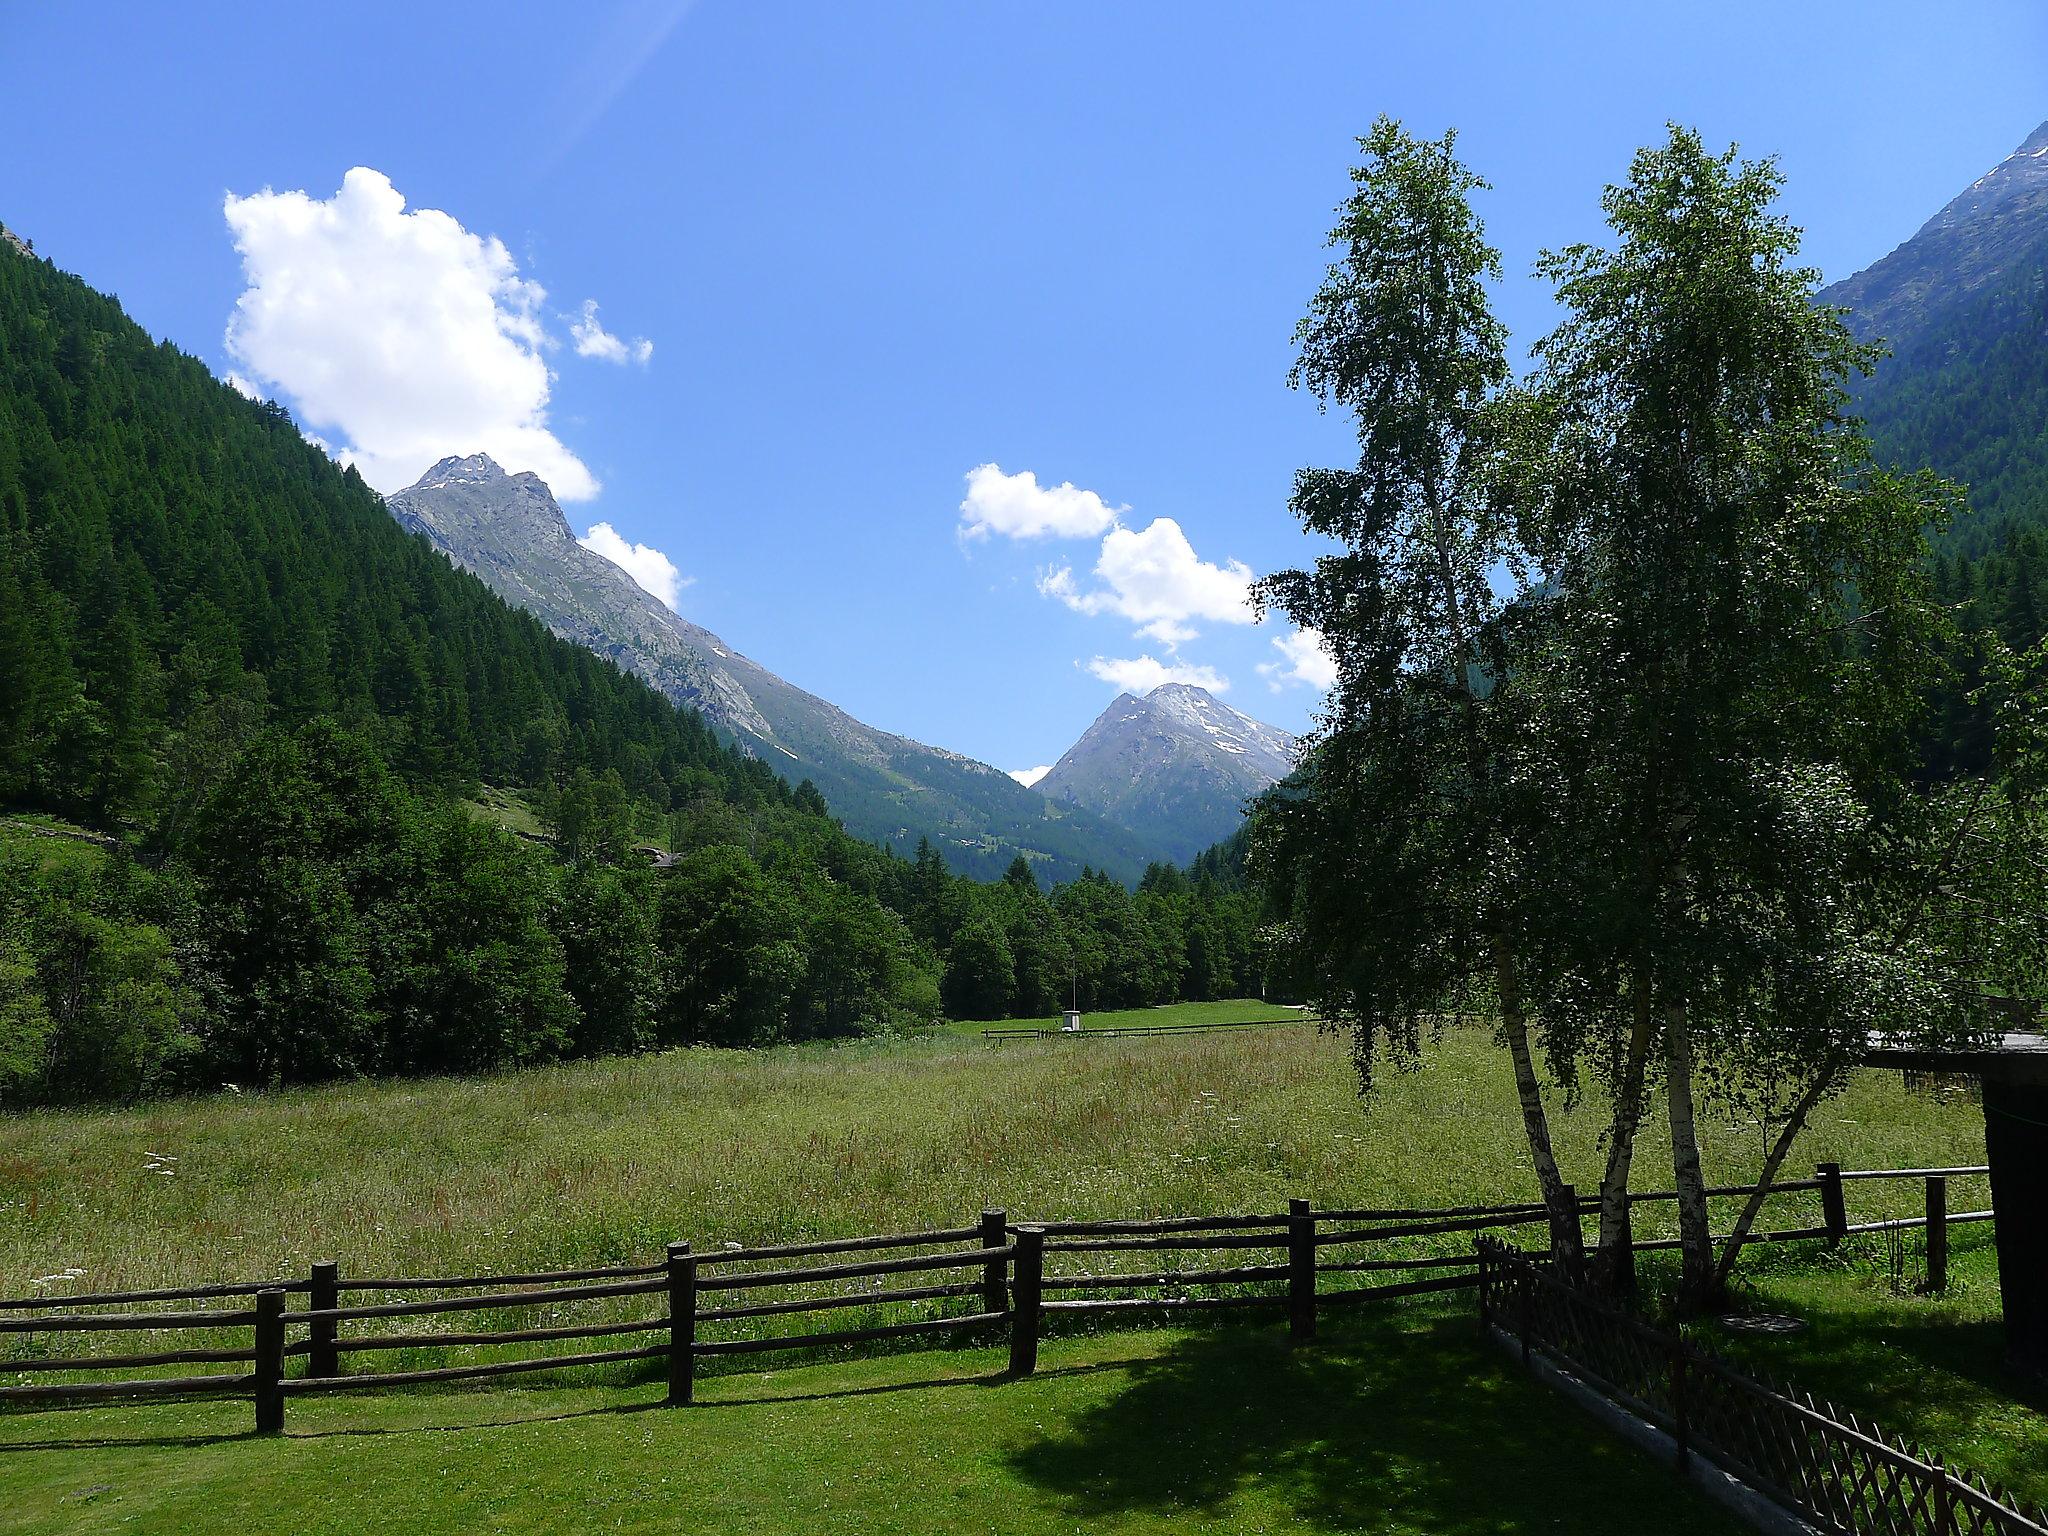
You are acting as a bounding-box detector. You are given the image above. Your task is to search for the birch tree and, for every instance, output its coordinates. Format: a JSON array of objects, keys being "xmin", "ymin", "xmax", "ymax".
[
  {"xmin": 1254, "ymin": 118, "xmax": 1587, "ymax": 1263},
  {"xmin": 1505, "ymin": 127, "xmax": 2014, "ymax": 1307}
]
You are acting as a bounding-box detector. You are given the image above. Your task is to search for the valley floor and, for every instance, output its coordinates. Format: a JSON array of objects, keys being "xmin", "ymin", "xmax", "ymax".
[
  {"xmin": 0, "ymin": 1003, "xmax": 2032, "ymax": 1531},
  {"xmin": 0, "ymin": 1300, "xmax": 1746, "ymax": 1536},
  {"xmin": 0, "ymin": 1006, "xmax": 1986, "ymax": 1299}
]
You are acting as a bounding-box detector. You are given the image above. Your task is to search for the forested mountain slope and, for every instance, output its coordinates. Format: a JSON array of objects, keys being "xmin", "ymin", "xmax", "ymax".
[
  {"xmin": 0, "ymin": 236, "xmax": 1278, "ymax": 1102},
  {"xmin": 0, "ymin": 239, "xmax": 767, "ymax": 823},
  {"xmin": 387, "ymin": 454, "xmax": 1163, "ymax": 884},
  {"xmin": 1817, "ymin": 118, "xmax": 2048, "ymax": 768}
]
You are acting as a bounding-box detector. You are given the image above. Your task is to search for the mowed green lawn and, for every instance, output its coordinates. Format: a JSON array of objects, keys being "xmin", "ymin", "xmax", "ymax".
[{"xmin": 0, "ymin": 1302, "xmax": 1746, "ymax": 1536}]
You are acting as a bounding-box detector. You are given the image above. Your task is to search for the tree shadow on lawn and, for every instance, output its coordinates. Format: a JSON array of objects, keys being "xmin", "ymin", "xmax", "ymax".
[
  {"xmin": 1711, "ymin": 1308, "xmax": 2048, "ymax": 1501},
  {"xmin": 1790, "ymin": 1315, "xmax": 2048, "ymax": 1416},
  {"xmin": 1007, "ymin": 1305, "xmax": 1734, "ymax": 1534}
]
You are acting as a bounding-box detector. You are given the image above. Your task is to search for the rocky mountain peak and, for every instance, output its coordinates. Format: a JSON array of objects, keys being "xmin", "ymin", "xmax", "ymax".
[
  {"xmin": 392, "ymin": 455, "xmax": 574, "ymax": 544},
  {"xmin": 1035, "ymin": 683, "xmax": 1296, "ymax": 864},
  {"xmin": 382, "ymin": 453, "xmax": 1169, "ymax": 882},
  {"xmin": 415, "ymin": 451, "xmax": 508, "ymax": 488},
  {"xmin": 1820, "ymin": 117, "xmax": 2048, "ymax": 353},
  {"xmin": 1922, "ymin": 117, "xmax": 2048, "ymax": 234}
]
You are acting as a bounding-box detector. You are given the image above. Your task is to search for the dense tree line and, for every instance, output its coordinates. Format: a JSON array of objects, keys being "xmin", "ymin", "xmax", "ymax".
[
  {"xmin": 0, "ymin": 743, "xmax": 1277, "ymax": 1102},
  {"xmin": 0, "ymin": 240, "xmax": 1279, "ymax": 1103},
  {"xmin": 1921, "ymin": 523, "xmax": 2048, "ymax": 777}
]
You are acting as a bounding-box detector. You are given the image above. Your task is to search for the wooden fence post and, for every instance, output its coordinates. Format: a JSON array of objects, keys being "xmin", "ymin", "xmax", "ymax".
[
  {"xmin": 307, "ymin": 1260, "xmax": 339, "ymax": 1379},
  {"xmin": 1931, "ymin": 1455, "xmax": 1951, "ymax": 1534},
  {"xmin": 666, "ymin": 1241, "xmax": 696, "ymax": 1406},
  {"xmin": 1288, "ymin": 1198, "xmax": 1317, "ymax": 1344},
  {"xmin": 1009, "ymin": 1226, "xmax": 1043, "ymax": 1377},
  {"xmin": 1923, "ymin": 1176, "xmax": 1948, "ymax": 1294},
  {"xmin": 980, "ymin": 1209, "xmax": 1009, "ymax": 1314},
  {"xmin": 253, "ymin": 1287, "xmax": 286, "ymax": 1435},
  {"xmin": 1817, "ymin": 1162, "xmax": 1847, "ymax": 1246},
  {"xmin": 1476, "ymin": 1241, "xmax": 1491, "ymax": 1331}
]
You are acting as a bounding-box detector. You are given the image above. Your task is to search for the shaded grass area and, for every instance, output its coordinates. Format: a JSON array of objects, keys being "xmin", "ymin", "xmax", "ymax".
[
  {"xmin": 0, "ymin": 1303, "xmax": 1744, "ymax": 1536},
  {"xmin": 1697, "ymin": 1226, "xmax": 2047, "ymax": 1507}
]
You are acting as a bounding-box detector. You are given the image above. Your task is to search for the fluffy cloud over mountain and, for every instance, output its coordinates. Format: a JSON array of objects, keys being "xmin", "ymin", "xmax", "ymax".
[
  {"xmin": 1084, "ymin": 654, "xmax": 1231, "ymax": 694},
  {"xmin": 1039, "ymin": 517, "xmax": 1255, "ymax": 645},
  {"xmin": 223, "ymin": 168, "xmax": 647, "ymax": 502}
]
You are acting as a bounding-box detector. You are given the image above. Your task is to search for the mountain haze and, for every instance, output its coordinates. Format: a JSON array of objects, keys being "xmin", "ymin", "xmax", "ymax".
[
  {"xmin": 387, "ymin": 456, "xmax": 1164, "ymax": 882},
  {"xmin": 1035, "ymin": 684, "xmax": 1295, "ymax": 865}
]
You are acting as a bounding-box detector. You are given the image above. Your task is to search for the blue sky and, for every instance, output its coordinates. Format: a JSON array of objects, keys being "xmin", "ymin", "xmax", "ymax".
[{"xmin": 4, "ymin": 3, "xmax": 2045, "ymax": 777}]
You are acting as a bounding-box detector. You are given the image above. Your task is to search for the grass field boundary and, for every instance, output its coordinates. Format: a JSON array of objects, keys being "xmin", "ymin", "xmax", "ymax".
[
  {"xmin": 979, "ymin": 1016, "xmax": 1316, "ymax": 1040},
  {"xmin": 1480, "ymin": 1238, "xmax": 2047, "ymax": 1536},
  {"xmin": 0, "ymin": 1162, "xmax": 1994, "ymax": 1436}
]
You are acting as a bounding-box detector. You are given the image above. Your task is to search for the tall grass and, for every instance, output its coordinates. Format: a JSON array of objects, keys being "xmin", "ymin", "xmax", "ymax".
[{"xmin": 0, "ymin": 1012, "xmax": 1983, "ymax": 1298}]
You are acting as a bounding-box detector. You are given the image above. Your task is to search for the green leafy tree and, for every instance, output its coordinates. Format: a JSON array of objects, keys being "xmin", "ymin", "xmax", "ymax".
[
  {"xmin": 1502, "ymin": 128, "xmax": 2005, "ymax": 1304},
  {"xmin": 186, "ymin": 722, "xmax": 410, "ymax": 1083},
  {"xmin": 388, "ymin": 809, "xmax": 577, "ymax": 1074},
  {"xmin": 1253, "ymin": 117, "xmax": 1585, "ymax": 1261},
  {"xmin": 558, "ymin": 863, "xmax": 658, "ymax": 1057},
  {"xmin": 942, "ymin": 911, "xmax": 1016, "ymax": 1020}
]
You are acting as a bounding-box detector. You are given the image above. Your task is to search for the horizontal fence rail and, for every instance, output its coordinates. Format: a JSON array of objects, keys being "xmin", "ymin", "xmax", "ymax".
[
  {"xmin": 0, "ymin": 1163, "xmax": 1994, "ymax": 1434},
  {"xmin": 1478, "ymin": 1238, "xmax": 2044, "ymax": 1536}
]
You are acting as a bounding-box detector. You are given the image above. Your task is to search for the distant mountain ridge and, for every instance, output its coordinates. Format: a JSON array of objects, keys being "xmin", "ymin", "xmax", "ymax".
[
  {"xmin": 1819, "ymin": 117, "xmax": 2048, "ymax": 556},
  {"xmin": 1035, "ymin": 684, "xmax": 1295, "ymax": 865},
  {"xmin": 387, "ymin": 455, "xmax": 1165, "ymax": 883}
]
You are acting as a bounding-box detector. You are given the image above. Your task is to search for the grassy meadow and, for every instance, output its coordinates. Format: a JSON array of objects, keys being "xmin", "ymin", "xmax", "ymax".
[
  {"xmin": 937, "ymin": 998, "xmax": 1308, "ymax": 1035},
  {"xmin": 0, "ymin": 1002, "xmax": 2014, "ymax": 1533},
  {"xmin": 0, "ymin": 1007, "xmax": 1985, "ymax": 1298}
]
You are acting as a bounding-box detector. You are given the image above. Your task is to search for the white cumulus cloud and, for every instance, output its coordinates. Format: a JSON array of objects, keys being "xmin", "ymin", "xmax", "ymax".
[
  {"xmin": 1085, "ymin": 655, "xmax": 1231, "ymax": 695},
  {"xmin": 1259, "ymin": 626, "xmax": 1337, "ymax": 691},
  {"xmin": 959, "ymin": 463, "xmax": 1123, "ymax": 542},
  {"xmin": 580, "ymin": 521, "xmax": 689, "ymax": 610},
  {"xmin": 1008, "ymin": 765, "xmax": 1052, "ymax": 788},
  {"xmin": 570, "ymin": 298, "xmax": 653, "ymax": 365},
  {"xmin": 222, "ymin": 167, "xmax": 600, "ymax": 500},
  {"xmin": 1040, "ymin": 518, "xmax": 1255, "ymax": 645}
]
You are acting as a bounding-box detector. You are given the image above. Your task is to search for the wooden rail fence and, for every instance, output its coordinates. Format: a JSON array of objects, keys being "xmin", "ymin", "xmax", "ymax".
[
  {"xmin": 0, "ymin": 1162, "xmax": 1992, "ymax": 1436},
  {"xmin": 1479, "ymin": 1238, "xmax": 2045, "ymax": 1536}
]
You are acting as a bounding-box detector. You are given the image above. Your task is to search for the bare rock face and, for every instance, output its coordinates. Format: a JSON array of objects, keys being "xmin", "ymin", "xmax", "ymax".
[
  {"xmin": 1035, "ymin": 683, "xmax": 1297, "ymax": 866},
  {"xmin": 386, "ymin": 455, "xmax": 1163, "ymax": 883},
  {"xmin": 1822, "ymin": 119, "xmax": 2048, "ymax": 350},
  {"xmin": 1816, "ymin": 117, "xmax": 2048, "ymax": 553}
]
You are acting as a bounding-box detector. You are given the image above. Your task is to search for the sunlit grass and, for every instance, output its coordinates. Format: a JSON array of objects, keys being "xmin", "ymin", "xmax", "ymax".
[
  {"xmin": 934, "ymin": 997, "xmax": 1308, "ymax": 1035},
  {"xmin": 0, "ymin": 1014, "xmax": 1999, "ymax": 1531},
  {"xmin": 0, "ymin": 1016, "xmax": 1981, "ymax": 1299}
]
